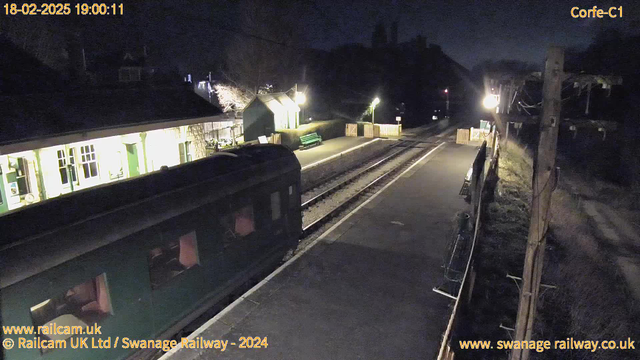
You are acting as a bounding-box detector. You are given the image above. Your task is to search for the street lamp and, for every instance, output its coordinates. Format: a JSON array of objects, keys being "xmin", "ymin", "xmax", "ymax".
[
  {"xmin": 295, "ymin": 91, "xmax": 307, "ymax": 127},
  {"xmin": 444, "ymin": 88, "xmax": 449, "ymax": 118},
  {"xmin": 483, "ymin": 94, "xmax": 499, "ymax": 110},
  {"xmin": 371, "ymin": 97, "xmax": 380, "ymax": 124},
  {"xmin": 294, "ymin": 92, "xmax": 306, "ymax": 105}
]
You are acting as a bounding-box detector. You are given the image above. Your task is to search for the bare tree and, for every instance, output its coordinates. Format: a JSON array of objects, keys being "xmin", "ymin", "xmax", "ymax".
[
  {"xmin": 224, "ymin": 0, "xmax": 306, "ymax": 93},
  {"xmin": 1, "ymin": 16, "xmax": 67, "ymax": 72}
]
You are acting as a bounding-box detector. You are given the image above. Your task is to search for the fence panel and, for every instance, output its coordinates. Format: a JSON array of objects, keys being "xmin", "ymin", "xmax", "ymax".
[
  {"xmin": 457, "ymin": 129, "xmax": 470, "ymax": 144},
  {"xmin": 345, "ymin": 123, "xmax": 358, "ymax": 137},
  {"xmin": 378, "ymin": 124, "xmax": 401, "ymax": 136}
]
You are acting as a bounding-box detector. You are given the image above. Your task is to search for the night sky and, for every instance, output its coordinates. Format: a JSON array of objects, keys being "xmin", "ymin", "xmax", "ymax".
[
  {"xmin": 307, "ymin": 0, "xmax": 640, "ymax": 68},
  {"xmin": 4, "ymin": 0, "xmax": 640, "ymax": 75}
]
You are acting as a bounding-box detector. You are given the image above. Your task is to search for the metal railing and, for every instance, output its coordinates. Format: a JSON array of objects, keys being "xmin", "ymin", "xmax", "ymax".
[{"xmin": 437, "ymin": 127, "xmax": 500, "ymax": 360}]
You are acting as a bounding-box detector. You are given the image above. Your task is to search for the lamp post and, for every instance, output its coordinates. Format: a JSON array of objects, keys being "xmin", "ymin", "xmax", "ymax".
[
  {"xmin": 444, "ymin": 88, "xmax": 449, "ymax": 118},
  {"xmin": 371, "ymin": 97, "xmax": 380, "ymax": 124}
]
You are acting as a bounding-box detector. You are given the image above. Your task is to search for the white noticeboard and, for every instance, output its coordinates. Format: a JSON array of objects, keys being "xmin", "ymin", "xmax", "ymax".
[{"xmin": 395, "ymin": 116, "xmax": 401, "ymax": 122}]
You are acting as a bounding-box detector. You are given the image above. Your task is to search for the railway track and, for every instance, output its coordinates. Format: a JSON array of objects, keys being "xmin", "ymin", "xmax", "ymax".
[
  {"xmin": 301, "ymin": 141, "xmax": 415, "ymax": 211},
  {"xmin": 300, "ymin": 140, "xmax": 441, "ymax": 238},
  {"xmin": 298, "ymin": 120, "xmax": 460, "ymax": 242}
]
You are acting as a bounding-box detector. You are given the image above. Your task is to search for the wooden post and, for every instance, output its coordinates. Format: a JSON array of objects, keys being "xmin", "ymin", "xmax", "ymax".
[{"xmin": 510, "ymin": 47, "xmax": 564, "ymax": 360}]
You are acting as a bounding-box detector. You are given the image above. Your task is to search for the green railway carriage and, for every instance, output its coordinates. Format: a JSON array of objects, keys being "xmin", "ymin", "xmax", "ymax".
[{"xmin": 0, "ymin": 144, "xmax": 301, "ymax": 360}]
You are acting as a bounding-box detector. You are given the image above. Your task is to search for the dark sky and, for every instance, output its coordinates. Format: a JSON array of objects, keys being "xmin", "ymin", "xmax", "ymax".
[
  {"xmin": 304, "ymin": 0, "xmax": 640, "ymax": 68},
  {"xmin": 7, "ymin": 0, "xmax": 638, "ymax": 74}
]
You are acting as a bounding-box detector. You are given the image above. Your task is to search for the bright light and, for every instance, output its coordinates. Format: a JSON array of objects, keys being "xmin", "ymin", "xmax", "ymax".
[
  {"xmin": 372, "ymin": 97, "xmax": 380, "ymax": 106},
  {"xmin": 295, "ymin": 91, "xmax": 306, "ymax": 105},
  {"xmin": 483, "ymin": 95, "xmax": 499, "ymax": 109},
  {"xmin": 444, "ymin": 89, "xmax": 448, "ymax": 93}
]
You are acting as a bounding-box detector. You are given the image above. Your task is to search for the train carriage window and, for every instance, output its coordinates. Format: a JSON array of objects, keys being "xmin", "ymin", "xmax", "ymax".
[
  {"xmin": 30, "ymin": 273, "xmax": 112, "ymax": 346},
  {"xmin": 288, "ymin": 184, "xmax": 297, "ymax": 209},
  {"xmin": 148, "ymin": 231, "xmax": 199, "ymax": 289},
  {"xmin": 221, "ymin": 205, "xmax": 255, "ymax": 247},
  {"xmin": 271, "ymin": 192, "xmax": 281, "ymax": 221}
]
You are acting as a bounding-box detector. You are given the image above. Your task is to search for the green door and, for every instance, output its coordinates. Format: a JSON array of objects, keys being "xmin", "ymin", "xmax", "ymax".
[
  {"xmin": 126, "ymin": 144, "xmax": 140, "ymax": 177},
  {"xmin": 0, "ymin": 169, "xmax": 9, "ymax": 214}
]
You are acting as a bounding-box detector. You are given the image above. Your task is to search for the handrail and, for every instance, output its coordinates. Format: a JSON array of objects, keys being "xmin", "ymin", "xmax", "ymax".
[{"xmin": 436, "ymin": 128, "xmax": 500, "ymax": 360}]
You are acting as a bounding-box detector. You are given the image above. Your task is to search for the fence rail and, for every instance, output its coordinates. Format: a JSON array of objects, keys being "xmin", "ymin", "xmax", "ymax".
[{"xmin": 437, "ymin": 126, "xmax": 500, "ymax": 360}]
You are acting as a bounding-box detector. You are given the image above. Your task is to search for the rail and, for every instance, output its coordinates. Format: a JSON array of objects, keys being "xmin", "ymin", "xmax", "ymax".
[
  {"xmin": 301, "ymin": 142, "xmax": 444, "ymax": 237},
  {"xmin": 301, "ymin": 142, "xmax": 414, "ymax": 210}
]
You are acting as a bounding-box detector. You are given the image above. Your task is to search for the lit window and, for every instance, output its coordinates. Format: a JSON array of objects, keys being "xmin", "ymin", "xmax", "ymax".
[
  {"xmin": 15, "ymin": 157, "xmax": 31, "ymax": 195},
  {"xmin": 30, "ymin": 274, "xmax": 112, "ymax": 346},
  {"xmin": 271, "ymin": 192, "xmax": 281, "ymax": 220},
  {"xmin": 57, "ymin": 149, "xmax": 78, "ymax": 185},
  {"xmin": 148, "ymin": 231, "xmax": 199, "ymax": 289},
  {"xmin": 221, "ymin": 205, "xmax": 255, "ymax": 247},
  {"xmin": 179, "ymin": 141, "xmax": 192, "ymax": 164},
  {"xmin": 80, "ymin": 145, "xmax": 99, "ymax": 179}
]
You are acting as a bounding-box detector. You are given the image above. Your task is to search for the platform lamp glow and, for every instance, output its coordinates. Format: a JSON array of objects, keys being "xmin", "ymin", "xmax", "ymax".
[
  {"xmin": 444, "ymin": 88, "xmax": 449, "ymax": 118},
  {"xmin": 294, "ymin": 92, "xmax": 306, "ymax": 105},
  {"xmin": 371, "ymin": 97, "xmax": 380, "ymax": 124},
  {"xmin": 295, "ymin": 91, "xmax": 307, "ymax": 127},
  {"xmin": 483, "ymin": 94, "xmax": 499, "ymax": 111}
]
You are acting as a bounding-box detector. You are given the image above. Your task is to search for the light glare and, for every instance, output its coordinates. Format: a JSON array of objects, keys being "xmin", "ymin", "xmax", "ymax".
[
  {"xmin": 483, "ymin": 95, "xmax": 499, "ymax": 109},
  {"xmin": 295, "ymin": 92, "xmax": 306, "ymax": 105}
]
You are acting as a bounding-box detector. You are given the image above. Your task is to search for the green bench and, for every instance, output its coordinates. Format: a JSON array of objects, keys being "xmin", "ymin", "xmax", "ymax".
[{"xmin": 299, "ymin": 132, "xmax": 322, "ymax": 149}]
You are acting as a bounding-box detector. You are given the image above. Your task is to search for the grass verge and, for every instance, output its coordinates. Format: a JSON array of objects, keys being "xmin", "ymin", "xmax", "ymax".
[{"xmin": 457, "ymin": 140, "xmax": 639, "ymax": 359}]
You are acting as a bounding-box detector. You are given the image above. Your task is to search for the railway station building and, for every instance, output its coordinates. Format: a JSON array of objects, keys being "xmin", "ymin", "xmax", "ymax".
[
  {"xmin": 242, "ymin": 93, "xmax": 300, "ymax": 141},
  {"xmin": 0, "ymin": 87, "xmax": 226, "ymax": 215}
]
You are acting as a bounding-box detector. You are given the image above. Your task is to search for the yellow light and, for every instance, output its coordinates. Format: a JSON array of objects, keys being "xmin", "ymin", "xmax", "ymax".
[
  {"xmin": 295, "ymin": 92, "xmax": 306, "ymax": 105},
  {"xmin": 483, "ymin": 95, "xmax": 499, "ymax": 109}
]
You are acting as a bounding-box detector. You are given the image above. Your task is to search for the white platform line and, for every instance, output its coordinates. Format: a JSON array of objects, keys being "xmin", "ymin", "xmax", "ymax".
[
  {"xmin": 300, "ymin": 138, "xmax": 380, "ymax": 171},
  {"xmin": 161, "ymin": 141, "xmax": 446, "ymax": 359}
]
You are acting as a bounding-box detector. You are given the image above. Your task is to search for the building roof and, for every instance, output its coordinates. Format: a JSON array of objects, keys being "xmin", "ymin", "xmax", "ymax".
[
  {"xmin": 0, "ymin": 86, "xmax": 222, "ymax": 149},
  {"xmin": 247, "ymin": 92, "xmax": 300, "ymax": 114}
]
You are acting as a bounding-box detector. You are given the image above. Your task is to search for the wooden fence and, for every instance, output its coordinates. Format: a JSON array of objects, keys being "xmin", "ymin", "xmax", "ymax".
[
  {"xmin": 378, "ymin": 124, "xmax": 402, "ymax": 137},
  {"xmin": 363, "ymin": 123, "xmax": 401, "ymax": 138},
  {"xmin": 345, "ymin": 123, "xmax": 358, "ymax": 137}
]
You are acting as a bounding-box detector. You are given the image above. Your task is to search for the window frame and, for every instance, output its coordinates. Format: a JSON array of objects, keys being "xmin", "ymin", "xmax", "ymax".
[
  {"xmin": 57, "ymin": 149, "xmax": 78, "ymax": 186},
  {"xmin": 270, "ymin": 191, "xmax": 281, "ymax": 221},
  {"xmin": 220, "ymin": 203, "xmax": 256, "ymax": 248},
  {"xmin": 80, "ymin": 144, "xmax": 99, "ymax": 179},
  {"xmin": 118, "ymin": 67, "xmax": 141, "ymax": 82},
  {"xmin": 29, "ymin": 273, "xmax": 112, "ymax": 353},
  {"xmin": 148, "ymin": 230, "xmax": 201, "ymax": 290},
  {"xmin": 178, "ymin": 141, "xmax": 193, "ymax": 164}
]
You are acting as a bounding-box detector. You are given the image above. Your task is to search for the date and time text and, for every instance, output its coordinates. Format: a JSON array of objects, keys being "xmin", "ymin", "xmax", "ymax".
[{"xmin": 4, "ymin": 3, "xmax": 124, "ymax": 16}]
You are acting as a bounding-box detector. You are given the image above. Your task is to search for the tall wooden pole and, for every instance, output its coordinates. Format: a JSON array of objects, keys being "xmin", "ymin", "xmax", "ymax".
[{"xmin": 510, "ymin": 46, "xmax": 564, "ymax": 360}]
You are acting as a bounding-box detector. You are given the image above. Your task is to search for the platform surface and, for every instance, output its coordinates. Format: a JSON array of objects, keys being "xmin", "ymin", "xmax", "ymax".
[
  {"xmin": 165, "ymin": 142, "xmax": 478, "ymax": 360},
  {"xmin": 295, "ymin": 136, "xmax": 376, "ymax": 169}
]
